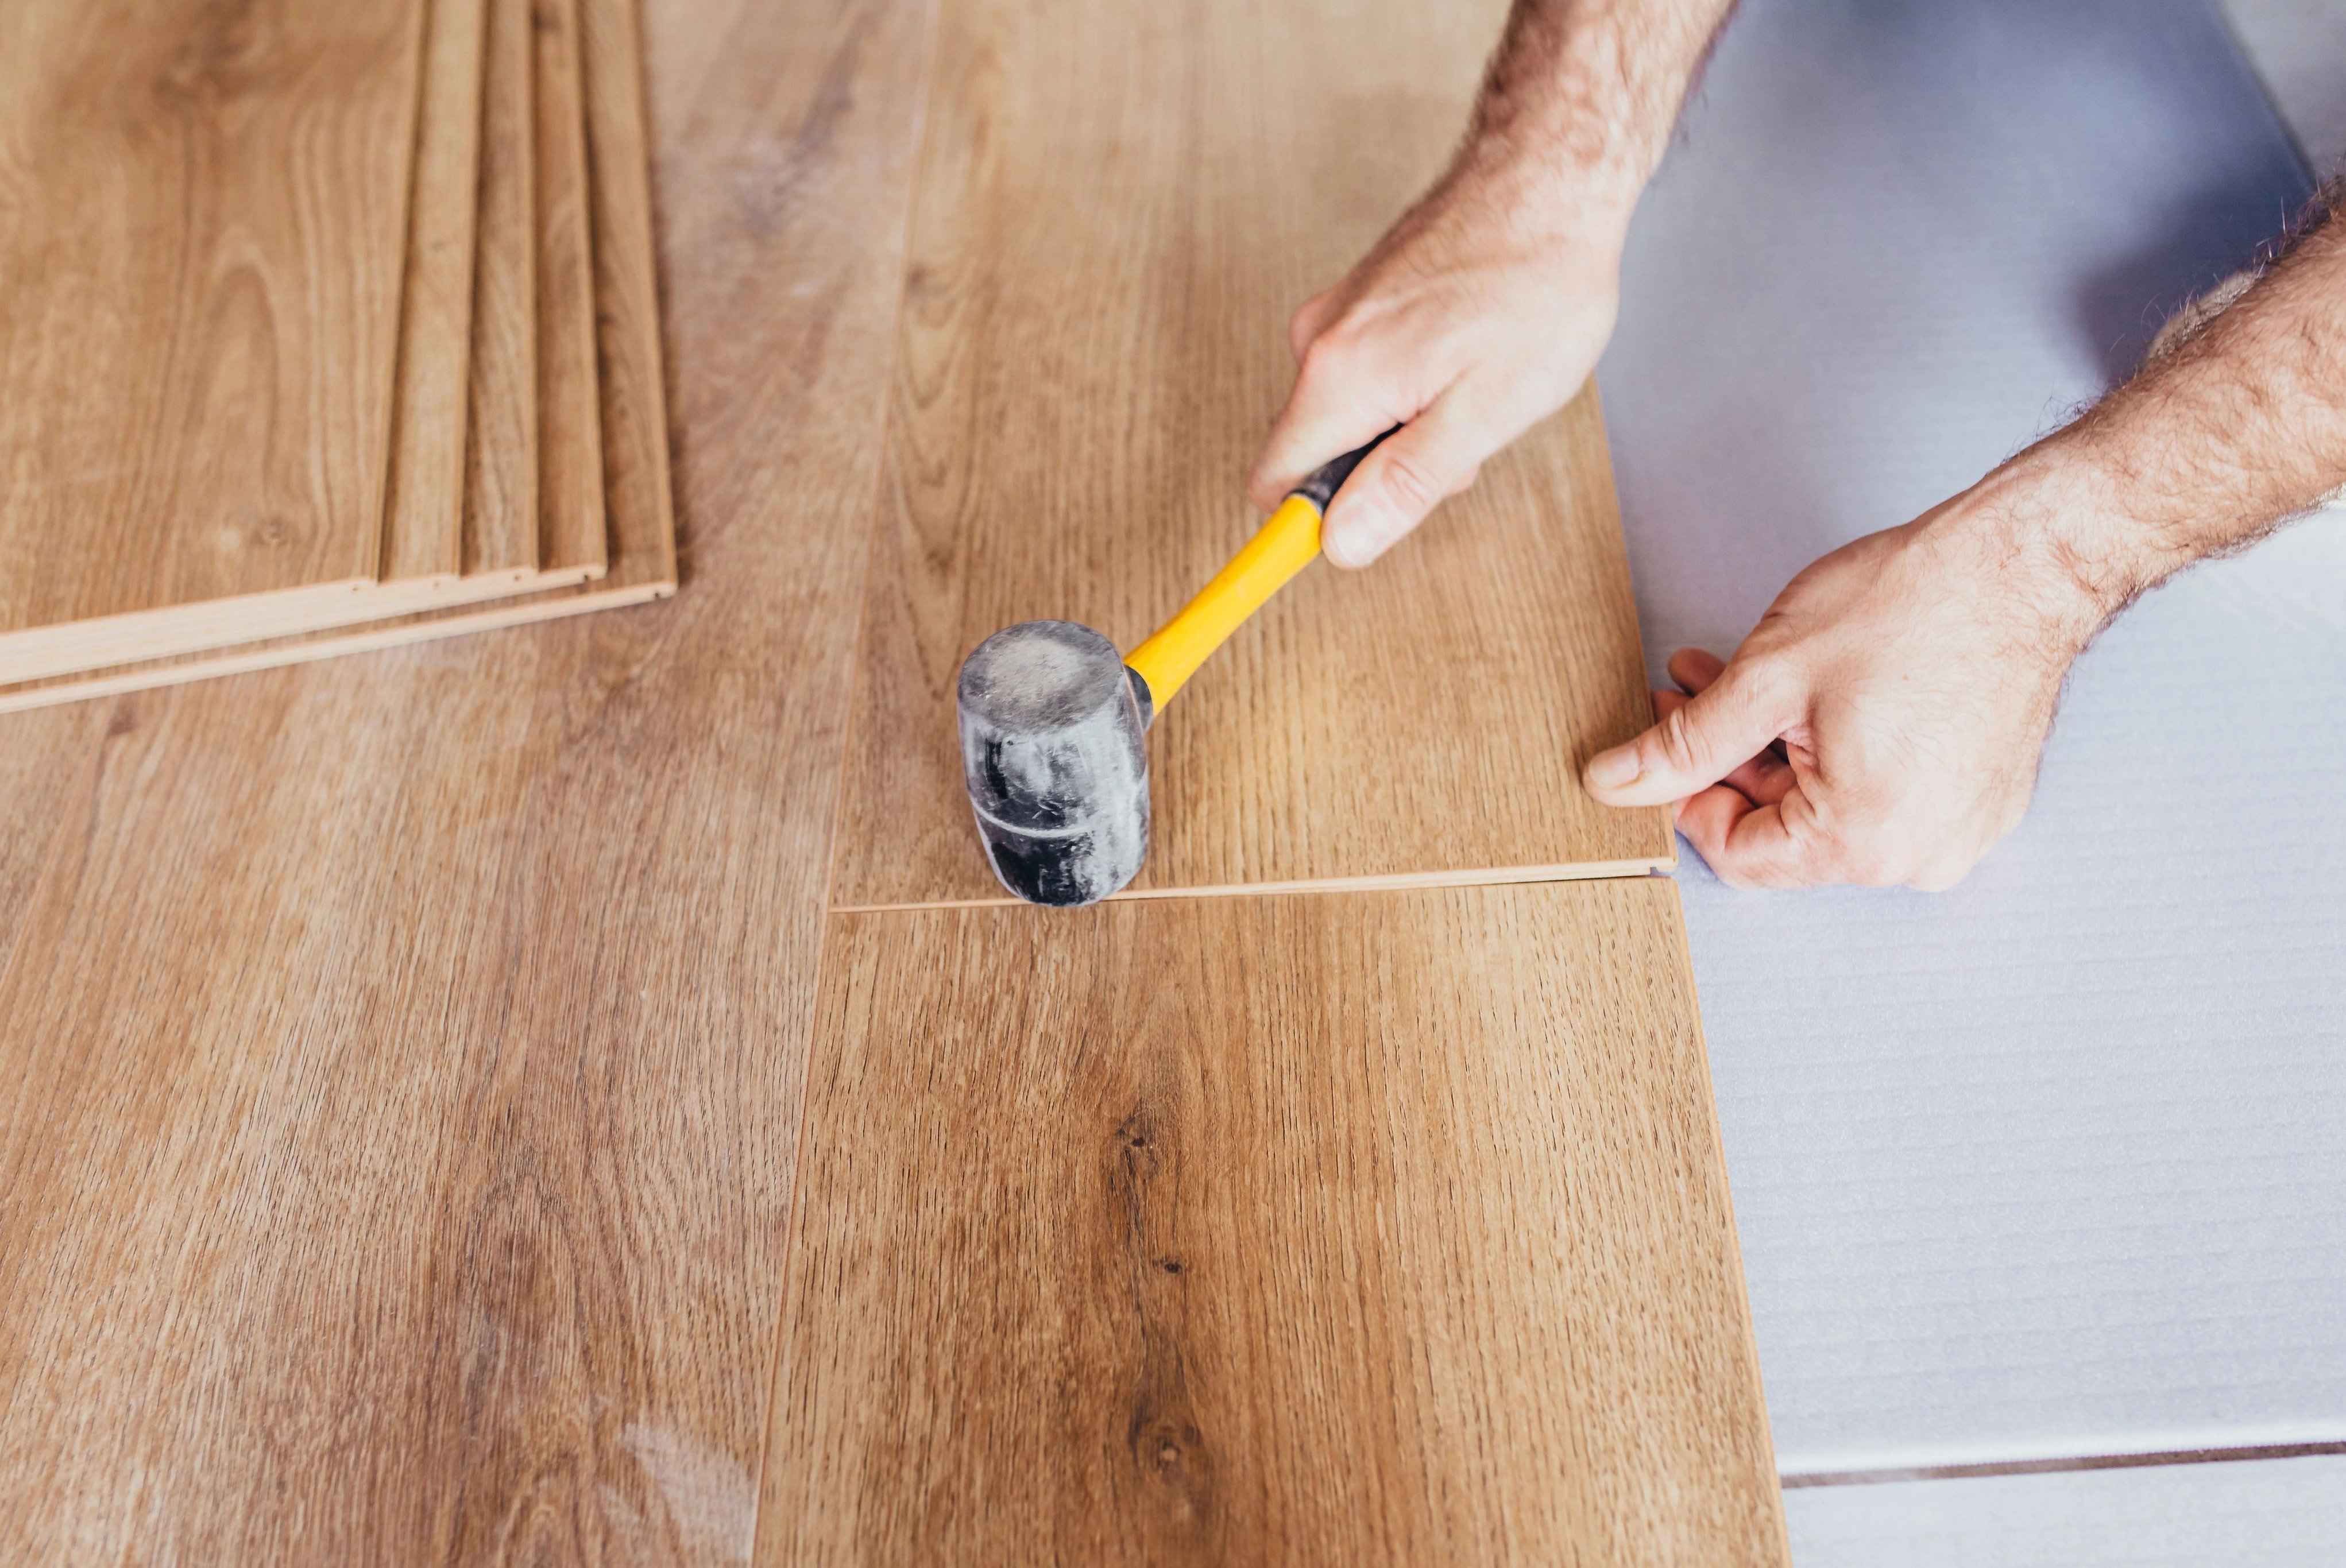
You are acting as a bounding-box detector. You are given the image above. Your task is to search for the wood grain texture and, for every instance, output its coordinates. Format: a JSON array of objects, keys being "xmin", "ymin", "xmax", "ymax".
[
  {"xmin": 580, "ymin": 0, "xmax": 678, "ymax": 592},
  {"xmin": 0, "ymin": 0, "xmax": 932, "ymax": 1554},
  {"xmin": 534, "ymin": 0, "xmax": 612, "ymax": 580},
  {"xmin": 383, "ymin": 0, "xmax": 492, "ymax": 583},
  {"xmin": 0, "ymin": 0, "xmax": 647, "ymax": 717},
  {"xmin": 464, "ymin": 0, "xmax": 542, "ymax": 580},
  {"xmin": 0, "ymin": 0, "xmax": 559, "ymax": 685},
  {"xmin": 829, "ymin": 0, "xmax": 1672, "ymax": 909},
  {"xmin": 763, "ymin": 879, "xmax": 1788, "ymax": 1565},
  {"xmin": 0, "ymin": 0, "xmax": 425, "ymax": 679}
]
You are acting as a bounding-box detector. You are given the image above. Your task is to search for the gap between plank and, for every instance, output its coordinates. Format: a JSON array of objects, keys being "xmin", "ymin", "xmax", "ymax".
[
  {"xmin": 829, "ymin": 855, "xmax": 1679, "ymax": 913},
  {"xmin": 1781, "ymin": 1439, "xmax": 2346, "ymax": 1489}
]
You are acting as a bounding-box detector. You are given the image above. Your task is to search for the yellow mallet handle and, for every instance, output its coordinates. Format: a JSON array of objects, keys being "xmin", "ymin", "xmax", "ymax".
[{"xmin": 1123, "ymin": 431, "xmax": 1393, "ymax": 716}]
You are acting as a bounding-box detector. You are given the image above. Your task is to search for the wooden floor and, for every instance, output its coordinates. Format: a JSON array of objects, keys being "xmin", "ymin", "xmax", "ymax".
[
  {"xmin": 0, "ymin": 0, "xmax": 1781, "ymax": 1561},
  {"xmin": 832, "ymin": 0, "xmax": 1669, "ymax": 908},
  {"xmin": 767, "ymin": 882, "xmax": 1781, "ymax": 1563}
]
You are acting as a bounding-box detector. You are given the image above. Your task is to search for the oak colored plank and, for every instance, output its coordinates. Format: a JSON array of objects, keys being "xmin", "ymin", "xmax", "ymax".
[
  {"xmin": 829, "ymin": 0, "xmax": 1672, "ymax": 909},
  {"xmin": 0, "ymin": 0, "xmax": 527, "ymax": 681},
  {"xmin": 0, "ymin": 0, "xmax": 426, "ymax": 680},
  {"xmin": 579, "ymin": 0, "xmax": 678, "ymax": 594},
  {"xmin": 763, "ymin": 880, "xmax": 1788, "ymax": 1565},
  {"xmin": 0, "ymin": 0, "xmax": 643, "ymax": 718},
  {"xmin": 463, "ymin": 0, "xmax": 542, "ymax": 581},
  {"xmin": 0, "ymin": 0, "xmax": 932, "ymax": 1552},
  {"xmin": 535, "ymin": 0, "xmax": 612, "ymax": 580},
  {"xmin": 0, "ymin": 0, "xmax": 584, "ymax": 690},
  {"xmin": 382, "ymin": 0, "xmax": 492, "ymax": 584}
]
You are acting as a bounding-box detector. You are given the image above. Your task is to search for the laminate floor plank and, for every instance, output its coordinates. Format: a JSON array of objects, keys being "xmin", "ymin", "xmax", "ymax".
[
  {"xmin": 533, "ymin": 0, "xmax": 612, "ymax": 581},
  {"xmin": 0, "ymin": 0, "xmax": 927, "ymax": 1553},
  {"xmin": 762, "ymin": 879, "xmax": 1787, "ymax": 1565},
  {"xmin": 0, "ymin": 0, "xmax": 428, "ymax": 682},
  {"xmin": 464, "ymin": 0, "xmax": 542, "ymax": 582},
  {"xmin": 0, "ymin": 0, "xmax": 617, "ymax": 694},
  {"xmin": 382, "ymin": 0, "xmax": 493, "ymax": 585},
  {"xmin": 829, "ymin": 0, "xmax": 1671, "ymax": 910},
  {"xmin": 0, "ymin": 0, "xmax": 633, "ymax": 718},
  {"xmin": 578, "ymin": 0, "xmax": 678, "ymax": 596}
]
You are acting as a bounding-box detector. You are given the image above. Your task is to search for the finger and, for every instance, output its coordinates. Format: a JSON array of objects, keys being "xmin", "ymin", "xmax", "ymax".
[
  {"xmin": 1246, "ymin": 336, "xmax": 1413, "ymax": 513},
  {"xmin": 1317, "ymin": 389, "xmax": 1498, "ymax": 567},
  {"xmin": 1668, "ymin": 651, "xmax": 1790, "ymax": 777},
  {"xmin": 1673, "ymin": 781, "xmax": 1756, "ymax": 848},
  {"xmin": 1288, "ymin": 289, "xmax": 1338, "ymax": 362},
  {"xmin": 1666, "ymin": 646, "xmax": 1727, "ymax": 695},
  {"xmin": 1655, "ymin": 685, "xmax": 1791, "ymax": 806},
  {"xmin": 1678, "ymin": 787, "xmax": 1834, "ymax": 889},
  {"xmin": 1584, "ymin": 657, "xmax": 1800, "ymax": 809},
  {"xmin": 1720, "ymin": 753, "xmax": 1785, "ymax": 806}
]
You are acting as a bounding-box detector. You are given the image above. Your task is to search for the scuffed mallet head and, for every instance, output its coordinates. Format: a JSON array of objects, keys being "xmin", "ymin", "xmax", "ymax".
[{"xmin": 956, "ymin": 620, "xmax": 1154, "ymax": 908}]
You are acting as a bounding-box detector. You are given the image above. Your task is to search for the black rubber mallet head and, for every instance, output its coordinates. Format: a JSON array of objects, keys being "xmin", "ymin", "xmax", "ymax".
[{"xmin": 955, "ymin": 435, "xmax": 1389, "ymax": 907}]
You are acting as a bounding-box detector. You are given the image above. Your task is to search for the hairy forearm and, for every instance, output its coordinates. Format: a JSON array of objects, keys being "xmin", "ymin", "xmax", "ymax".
[
  {"xmin": 1981, "ymin": 184, "xmax": 2346, "ymax": 630},
  {"xmin": 1452, "ymin": 0, "xmax": 1741, "ymax": 211}
]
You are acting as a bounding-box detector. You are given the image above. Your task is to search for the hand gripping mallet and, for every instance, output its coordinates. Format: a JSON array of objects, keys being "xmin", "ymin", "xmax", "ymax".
[{"xmin": 954, "ymin": 433, "xmax": 1391, "ymax": 907}]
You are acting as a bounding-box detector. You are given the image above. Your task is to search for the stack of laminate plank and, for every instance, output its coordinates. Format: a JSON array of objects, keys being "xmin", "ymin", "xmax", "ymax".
[{"xmin": 0, "ymin": 0, "xmax": 674, "ymax": 715}]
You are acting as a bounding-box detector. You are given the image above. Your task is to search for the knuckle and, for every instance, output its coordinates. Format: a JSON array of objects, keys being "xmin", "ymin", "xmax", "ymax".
[
  {"xmin": 1288, "ymin": 297, "xmax": 1327, "ymax": 357},
  {"xmin": 1837, "ymin": 826, "xmax": 1911, "ymax": 888},
  {"xmin": 1301, "ymin": 314, "xmax": 1368, "ymax": 371},
  {"xmin": 1733, "ymin": 655, "xmax": 1803, "ymax": 722},
  {"xmin": 1652, "ymin": 706, "xmax": 1704, "ymax": 776},
  {"xmin": 1377, "ymin": 445, "xmax": 1446, "ymax": 513}
]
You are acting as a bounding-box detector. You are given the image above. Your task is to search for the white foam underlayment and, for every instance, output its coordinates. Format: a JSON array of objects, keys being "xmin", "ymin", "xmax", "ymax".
[{"xmin": 1597, "ymin": 0, "xmax": 2346, "ymax": 1497}]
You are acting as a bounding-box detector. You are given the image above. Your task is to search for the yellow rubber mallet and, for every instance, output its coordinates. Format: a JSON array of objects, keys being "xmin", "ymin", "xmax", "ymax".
[{"xmin": 954, "ymin": 431, "xmax": 1393, "ymax": 906}]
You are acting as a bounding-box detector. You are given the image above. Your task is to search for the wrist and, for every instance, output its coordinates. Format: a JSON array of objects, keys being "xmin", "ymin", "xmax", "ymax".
[
  {"xmin": 1417, "ymin": 125, "xmax": 1642, "ymax": 282},
  {"xmin": 1933, "ymin": 440, "xmax": 2157, "ymax": 645},
  {"xmin": 1444, "ymin": 133, "xmax": 1645, "ymax": 245}
]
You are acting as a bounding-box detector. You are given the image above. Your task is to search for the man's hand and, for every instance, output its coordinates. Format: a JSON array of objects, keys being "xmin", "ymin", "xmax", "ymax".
[
  {"xmin": 1586, "ymin": 166, "xmax": 2346, "ymax": 890},
  {"xmin": 1248, "ymin": 0, "xmax": 1741, "ymax": 567},
  {"xmin": 1261, "ymin": 10, "xmax": 2346, "ymax": 891},
  {"xmin": 1248, "ymin": 167, "xmax": 1633, "ymax": 568},
  {"xmin": 1584, "ymin": 483, "xmax": 2107, "ymax": 889}
]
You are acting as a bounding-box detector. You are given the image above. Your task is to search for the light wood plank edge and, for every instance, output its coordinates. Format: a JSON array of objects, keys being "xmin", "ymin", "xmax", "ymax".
[
  {"xmin": 534, "ymin": 0, "xmax": 610, "ymax": 576},
  {"xmin": 381, "ymin": 0, "xmax": 492, "ymax": 582},
  {"xmin": 0, "ymin": 574, "xmax": 667, "ymax": 718},
  {"xmin": 462, "ymin": 0, "xmax": 542, "ymax": 577},
  {"xmin": 1655, "ymin": 872, "xmax": 1798, "ymax": 1566},
  {"xmin": 0, "ymin": 576, "xmax": 384, "ymax": 685},
  {"xmin": 582, "ymin": 0, "xmax": 678, "ymax": 587},
  {"xmin": 0, "ymin": 556, "xmax": 616, "ymax": 687},
  {"xmin": 351, "ymin": 0, "xmax": 444, "ymax": 584},
  {"xmin": 829, "ymin": 855, "xmax": 1680, "ymax": 912}
]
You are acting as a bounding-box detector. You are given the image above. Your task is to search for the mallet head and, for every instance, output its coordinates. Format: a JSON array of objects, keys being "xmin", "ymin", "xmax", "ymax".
[{"xmin": 956, "ymin": 620, "xmax": 1154, "ymax": 908}]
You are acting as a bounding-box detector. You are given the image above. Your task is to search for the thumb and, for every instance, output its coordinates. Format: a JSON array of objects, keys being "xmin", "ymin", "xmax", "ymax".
[
  {"xmin": 1318, "ymin": 390, "xmax": 1493, "ymax": 567},
  {"xmin": 1246, "ymin": 334, "xmax": 1410, "ymax": 514},
  {"xmin": 1584, "ymin": 657, "xmax": 1799, "ymax": 808}
]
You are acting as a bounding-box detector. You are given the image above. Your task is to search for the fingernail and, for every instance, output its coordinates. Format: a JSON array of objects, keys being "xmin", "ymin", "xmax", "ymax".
[
  {"xmin": 1586, "ymin": 747, "xmax": 1641, "ymax": 789},
  {"xmin": 1319, "ymin": 505, "xmax": 1386, "ymax": 568},
  {"xmin": 1320, "ymin": 528, "xmax": 1374, "ymax": 568}
]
